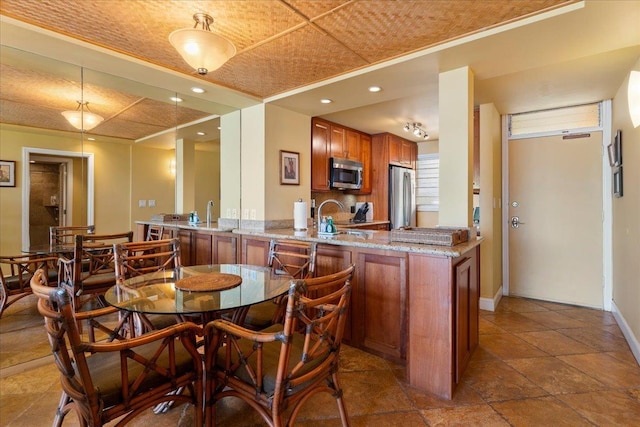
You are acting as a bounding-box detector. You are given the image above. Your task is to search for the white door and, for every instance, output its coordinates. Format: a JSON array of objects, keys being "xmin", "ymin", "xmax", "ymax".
[{"xmin": 508, "ymin": 132, "xmax": 603, "ymax": 308}]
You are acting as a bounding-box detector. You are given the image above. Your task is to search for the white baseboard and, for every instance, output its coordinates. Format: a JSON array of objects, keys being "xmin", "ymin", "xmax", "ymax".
[
  {"xmin": 479, "ymin": 285, "xmax": 503, "ymax": 312},
  {"xmin": 611, "ymin": 300, "xmax": 640, "ymax": 366}
]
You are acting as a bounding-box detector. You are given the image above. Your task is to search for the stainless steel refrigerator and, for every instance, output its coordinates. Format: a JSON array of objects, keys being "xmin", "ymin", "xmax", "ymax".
[{"xmin": 389, "ymin": 166, "xmax": 416, "ymax": 229}]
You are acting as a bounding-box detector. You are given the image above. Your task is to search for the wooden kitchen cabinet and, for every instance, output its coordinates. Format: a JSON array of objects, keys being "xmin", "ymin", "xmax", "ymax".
[
  {"xmin": 311, "ymin": 118, "xmax": 331, "ymax": 191},
  {"xmin": 213, "ymin": 232, "xmax": 240, "ymax": 264},
  {"xmin": 352, "ymin": 249, "xmax": 407, "ymax": 363},
  {"xmin": 240, "ymin": 235, "xmax": 271, "ymax": 266},
  {"xmin": 177, "ymin": 229, "xmax": 213, "ymax": 266},
  {"xmin": 388, "ymin": 133, "xmax": 417, "ymax": 168},
  {"xmin": 311, "ymin": 117, "xmax": 372, "ymax": 192},
  {"xmin": 407, "ymin": 245, "xmax": 479, "ymax": 398}
]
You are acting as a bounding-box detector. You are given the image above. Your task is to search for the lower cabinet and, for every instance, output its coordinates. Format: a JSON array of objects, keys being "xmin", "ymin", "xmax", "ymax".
[
  {"xmin": 407, "ymin": 245, "xmax": 479, "ymax": 399},
  {"xmin": 240, "ymin": 236, "xmax": 271, "ymax": 266},
  {"xmin": 213, "ymin": 232, "xmax": 239, "ymax": 264},
  {"xmin": 352, "ymin": 249, "xmax": 407, "ymax": 363},
  {"xmin": 178, "ymin": 229, "xmax": 212, "ymax": 266}
]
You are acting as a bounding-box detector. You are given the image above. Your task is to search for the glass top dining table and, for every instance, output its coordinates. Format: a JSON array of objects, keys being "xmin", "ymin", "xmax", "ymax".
[{"xmin": 103, "ymin": 264, "xmax": 293, "ymax": 317}]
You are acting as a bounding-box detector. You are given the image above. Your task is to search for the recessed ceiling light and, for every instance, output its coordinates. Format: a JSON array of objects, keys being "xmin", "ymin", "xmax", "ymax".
[
  {"xmin": 368, "ymin": 86, "xmax": 382, "ymax": 93},
  {"xmin": 170, "ymin": 96, "xmax": 183, "ymax": 102},
  {"xmin": 197, "ymin": 131, "xmax": 206, "ymax": 136},
  {"xmin": 87, "ymin": 137, "xmax": 95, "ymax": 141},
  {"xmin": 217, "ymin": 126, "xmax": 221, "ymax": 130},
  {"xmin": 191, "ymin": 87, "xmax": 205, "ymax": 94},
  {"xmin": 320, "ymin": 98, "xmax": 333, "ymax": 104}
]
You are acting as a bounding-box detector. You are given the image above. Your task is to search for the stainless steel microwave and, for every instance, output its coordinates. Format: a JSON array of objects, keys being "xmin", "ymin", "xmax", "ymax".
[{"xmin": 330, "ymin": 157, "xmax": 363, "ymax": 190}]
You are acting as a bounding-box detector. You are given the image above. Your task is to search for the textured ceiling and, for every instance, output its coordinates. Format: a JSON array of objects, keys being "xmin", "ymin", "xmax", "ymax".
[{"xmin": 0, "ymin": 0, "xmax": 574, "ymax": 98}]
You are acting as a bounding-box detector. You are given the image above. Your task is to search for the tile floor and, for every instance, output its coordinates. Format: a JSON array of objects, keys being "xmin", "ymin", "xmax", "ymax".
[{"xmin": 1, "ymin": 295, "xmax": 639, "ymax": 426}]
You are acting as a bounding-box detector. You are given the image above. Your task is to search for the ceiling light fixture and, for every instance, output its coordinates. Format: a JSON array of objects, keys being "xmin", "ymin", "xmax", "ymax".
[
  {"xmin": 61, "ymin": 101, "xmax": 104, "ymax": 131},
  {"xmin": 169, "ymin": 13, "xmax": 236, "ymax": 75},
  {"xmin": 170, "ymin": 96, "xmax": 183, "ymax": 103},
  {"xmin": 320, "ymin": 98, "xmax": 333, "ymax": 104},
  {"xmin": 191, "ymin": 87, "xmax": 205, "ymax": 94},
  {"xmin": 368, "ymin": 86, "xmax": 382, "ymax": 93},
  {"xmin": 403, "ymin": 122, "xmax": 429, "ymax": 140}
]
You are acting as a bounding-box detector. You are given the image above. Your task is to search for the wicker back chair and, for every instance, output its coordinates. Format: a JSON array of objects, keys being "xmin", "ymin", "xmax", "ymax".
[
  {"xmin": 113, "ymin": 238, "xmax": 182, "ymax": 334},
  {"xmin": 30, "ymin": 268, "xmax": 203, "ymax": 427},
  {"xmin": 241, "ymin": 239, "xmax": 318, "ymax": 330},
  {"xmin": 60, "ymin": 231, "xmax": 133, "ymax": 310},
  {"xmin": 49, "ymin": 225, "xmax": 95, "ymax": 246},
  {"xmin": 205, "ymin": 264, "xmax": 354, "ymax": 427},
  {"xmin": 145, "ymin": 224, "xmax": 165, "ymax": 241},
  {"xmin": 0, "ymin": 254, "xmax": 57, "ymax": 317}
]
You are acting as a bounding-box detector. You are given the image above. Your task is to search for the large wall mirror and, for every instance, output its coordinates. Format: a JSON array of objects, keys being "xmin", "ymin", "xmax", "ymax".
[{"xmin": 0, "ymin": 44, "xmax": 240, "ymax": 250}]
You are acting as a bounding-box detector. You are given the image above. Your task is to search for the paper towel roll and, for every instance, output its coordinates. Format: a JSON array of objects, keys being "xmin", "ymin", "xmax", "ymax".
[{"xmin": 293, "ymin": 200, "xmax": 307, "ymax": 230}]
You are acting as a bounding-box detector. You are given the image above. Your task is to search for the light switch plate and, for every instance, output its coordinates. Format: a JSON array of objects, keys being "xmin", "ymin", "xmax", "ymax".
[
  {"xmin": 138, "ymin": 199, "xmax": 146, "ymax": 208},
  {"xmin": 148, "ymin": 199, "xmax": 156, "ymax": 207}
]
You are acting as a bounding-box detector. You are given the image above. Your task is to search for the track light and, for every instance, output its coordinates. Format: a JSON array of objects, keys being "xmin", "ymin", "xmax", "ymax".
[{"xmin": 403, "ymin": 122, "xmax": 429, "ymax": 140}]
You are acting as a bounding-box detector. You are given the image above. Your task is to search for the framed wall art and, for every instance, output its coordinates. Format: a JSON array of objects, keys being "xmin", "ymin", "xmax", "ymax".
[
  {"xmin": 0, "ymin": 160, "xmax": 16, "ymax": 187},
  {"xmin": 280, "ymin": 150, "xmax": 300, "ymax": 185}
]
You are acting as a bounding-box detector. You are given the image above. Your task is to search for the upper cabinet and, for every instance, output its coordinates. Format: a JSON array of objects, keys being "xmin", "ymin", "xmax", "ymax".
[
  {"xmin": 311, "ymin": 118, "xmax": 372, "ymax": 193},
  {"xmin": 388, "ymin": 133, "xmax": 417, "ymax": 169},
  {"xmin": 312, "ymin": 119, "xmax": 332, "ymax": 191}
]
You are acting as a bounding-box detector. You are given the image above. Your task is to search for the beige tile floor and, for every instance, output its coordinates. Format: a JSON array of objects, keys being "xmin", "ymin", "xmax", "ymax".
[{"xmin": 1, "ymin": 295, "xmax": 639, "ymax": 426}]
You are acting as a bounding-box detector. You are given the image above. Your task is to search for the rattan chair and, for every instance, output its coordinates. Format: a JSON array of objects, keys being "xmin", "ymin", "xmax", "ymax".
[
  {"xmin": 145, "ymin": 224, "xmax": 165, "ymax": 241},
  {"xmin": 113, "ymin": 238, "xmax": 182, "ymax": 334},
  {"xmin": 30, "ymin": 268, "xmax": 203, "ymax": 427},
  {"xmin": 0, "ymin": 254, "xmax": 57, "ymax": 317},
  {"xmin": 49, "ymin": 225, "xmax": 95, "ymax": 246},
  {"xmin": 60, "ymin": 231, "xmax": 133, "ymax": 310},
  {"xmin": 241, "ymin": 239, "xmax": 317, "ymax": 330},
  {"xmin": 204, "ymin": 264, "xmax": 354, "ymax": 427}
]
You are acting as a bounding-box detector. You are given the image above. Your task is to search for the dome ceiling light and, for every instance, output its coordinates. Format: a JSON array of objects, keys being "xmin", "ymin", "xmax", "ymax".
[
  {"xmin": 61, "ymin": 101, "xmax": 104, "ymax": 131},
  {"xmin": 169, "ymin": 13, "xmax": 236, "ymax": 76}
]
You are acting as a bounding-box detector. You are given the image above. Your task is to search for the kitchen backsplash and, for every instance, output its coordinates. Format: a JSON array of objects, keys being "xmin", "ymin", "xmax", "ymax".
[{"xmin": 311, "ymin": 191, "xmax": 371, "ymax": 223}]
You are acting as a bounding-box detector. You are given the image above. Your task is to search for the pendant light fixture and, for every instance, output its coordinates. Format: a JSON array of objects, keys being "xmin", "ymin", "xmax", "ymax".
[
  {"xmin": 61, "ymin": 101, "xmax": 104, "ymax": 131},
  {"xmin": 169, "ymin": 13, "xmax": 236, "ymax": 75}
]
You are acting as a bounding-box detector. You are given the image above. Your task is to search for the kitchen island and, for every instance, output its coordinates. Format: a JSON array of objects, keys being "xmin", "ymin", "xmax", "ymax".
[{"xmin": 136, "ymin": 220, "xmax": 481, "ymax": 399}]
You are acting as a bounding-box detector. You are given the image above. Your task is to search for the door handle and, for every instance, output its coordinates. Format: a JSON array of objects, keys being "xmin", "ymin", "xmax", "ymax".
[{"xmin": 510, "ymin": 216, "xmax": 525, "ymax": 228}]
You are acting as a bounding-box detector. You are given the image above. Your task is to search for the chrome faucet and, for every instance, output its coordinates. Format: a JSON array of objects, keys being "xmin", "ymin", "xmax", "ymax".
[
  {"xmin": 316, "ymin": 199, "xmax": 345, "ymax": 227},
  {"xmin": 206, "ymin": 200, "xmax": 214, "ymax": 227}
]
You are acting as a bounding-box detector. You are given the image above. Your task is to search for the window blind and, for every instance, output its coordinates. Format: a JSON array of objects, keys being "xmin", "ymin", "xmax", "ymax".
[{"xmin": 416, "ymin": 154, "xmax": 439, "ymax": 211}]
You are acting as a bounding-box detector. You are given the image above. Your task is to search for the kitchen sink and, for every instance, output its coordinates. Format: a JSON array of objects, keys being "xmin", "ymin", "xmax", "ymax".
[{"xmin": 338, "ymin": 229, "xmax": 378, "ymax": 239}]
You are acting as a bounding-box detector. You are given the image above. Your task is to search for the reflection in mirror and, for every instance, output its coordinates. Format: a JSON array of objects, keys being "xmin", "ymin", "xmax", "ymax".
[{"xmin": 1, "ymin": 44, "xmax": 241, "ymax": 253}]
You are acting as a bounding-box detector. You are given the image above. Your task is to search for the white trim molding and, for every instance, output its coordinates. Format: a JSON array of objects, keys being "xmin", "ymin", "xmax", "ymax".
[
  {"xmin": 480, "ymin": 286, "xmax": 503, "ymax": 312},
  {"xmin": 611, "ymin": 300, "xmax": 640, "ymax": 365}
]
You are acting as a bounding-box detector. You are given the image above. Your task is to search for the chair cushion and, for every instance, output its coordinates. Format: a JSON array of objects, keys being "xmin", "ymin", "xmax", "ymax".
[
  {"xmin": 87, "ymin": 340, "xmax": 196, "ymax": 409},
  {"xmin": 3, "ymin": 275, "xmax": 32, "ymax": 291},
  {"xmin": 216, "ymin": 324, "xmax": 331, "ymax": 395},
  {"xmin": 242, "ymin": 301, "xmax": 278, "ymax": 330}
]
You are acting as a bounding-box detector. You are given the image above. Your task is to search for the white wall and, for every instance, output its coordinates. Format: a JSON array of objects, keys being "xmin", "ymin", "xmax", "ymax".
[{"xmin": 611, "ymin": 61, "xmax": 640, "ymax": 362}]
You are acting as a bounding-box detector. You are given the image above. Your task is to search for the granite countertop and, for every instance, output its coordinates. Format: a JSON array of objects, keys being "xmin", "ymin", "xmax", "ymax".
[
  {"xmin": 135, "ymin": 220, "xmax": 234, "ymax": 232},
  {"xmin": 233, "ymin": 227, "xmax": 483, "ymax": 257}
]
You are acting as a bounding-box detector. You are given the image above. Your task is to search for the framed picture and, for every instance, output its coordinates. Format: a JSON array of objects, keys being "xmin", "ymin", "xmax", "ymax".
[
  {"xmin": 613, "ymin": 166, "xmax": 623, "ymax": 198},
  {"xmin": 280, "ymin": 150, "xmax": 300, "ymax": 185},
  {"xmin": 607, "ymin": 129, "xmax": 622, "ymax": 167},
  {"xmin": 0, "ymin": 160, "xmax": 16, "ymax": 187}
]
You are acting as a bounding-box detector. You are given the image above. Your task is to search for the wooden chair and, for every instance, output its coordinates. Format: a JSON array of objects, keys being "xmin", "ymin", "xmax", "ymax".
[
  {"xmin": 145, "ymin": 224, "xmax": 164, "ymax": 241},
  {"xmin": 204, "ymin": 264, "xmax": 354, "ymax": 427},
  {"xmin": 0, "ymin": 254, "xmax": 57, "ymax": 317},
  {"xmin": 30, "ymin": 268, "xmax": 203, "ymax": 427},
  {"xmin": 60, "ymin": 231, "xmax": 133, "ymax": 311},
  {"xmin": 113, "ymin": 238, "xmax": 182, "ymax": 334},
  {"xmin": 49, "ymin": 225, "xmax": 95, "ymax": 246},
  {"xmin": 241, "ymin": 240, "xmax": 317, "ymax": 330}
]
